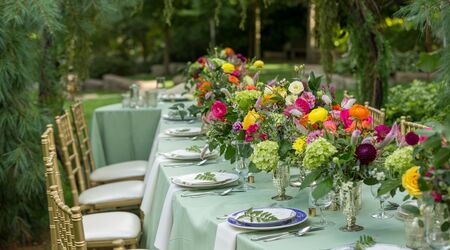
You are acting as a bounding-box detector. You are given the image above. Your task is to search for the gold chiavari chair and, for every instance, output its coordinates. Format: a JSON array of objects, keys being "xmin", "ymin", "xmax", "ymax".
[
  {"xmin": 70, "ymin": 101, "xmax": 146, "ymax": 186},
  {"xmin": 43, "ymin": 132, "xmax": 142, "ymax": 249},
  {"xmin": 343, "ymin": 90, "xmax": 354, "ymax": 99},
  {"xmin": 55, "ymin": 113, "xmax": 144, "ymax": 211},
  {"xmin": 364, "ymin": 101, "xmax": 386, "ymax": 127},
  {"xmin": 400, "ymin": 116, "xmax": 429, "ymax": 134}
]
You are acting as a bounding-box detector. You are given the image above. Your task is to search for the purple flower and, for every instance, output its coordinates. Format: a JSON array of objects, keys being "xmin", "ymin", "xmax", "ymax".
[
  {"xmin": 355, "ymin": 144, "xmax": 377, "ymax": 165},
  {"xmin": 405, "ymin": 131, "xmax": 420, "ymax": 145},
  {"xmin": 374, "ymin": 125, "xmax": 391, "ymax": 142},
  {"xmin": 306, "ymin": 130, "xmax": 324, "ymax": 144},
  {"xmin": 236, "ymin": 53, "xmax": 247, "ymax": 62},
  {"xmin": 300, "ymin": 91, "xmax": 316, "ymax": 108},
  {"xmin": 376, "ymin": 122, "xmax": 399, "ymax": 149},
  {"xmin": 232, "ymin": 121, "xmax": 243, "ymax": 132}
]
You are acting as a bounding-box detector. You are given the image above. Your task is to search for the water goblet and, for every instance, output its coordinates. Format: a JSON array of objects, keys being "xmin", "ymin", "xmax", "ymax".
[
  {"xmin": 309, "ymin": 184, "xmax": 335, "ymax": 227},
  {"xmin": 370, "ymin": 183, "xmax": 393, "ymax": 219}
]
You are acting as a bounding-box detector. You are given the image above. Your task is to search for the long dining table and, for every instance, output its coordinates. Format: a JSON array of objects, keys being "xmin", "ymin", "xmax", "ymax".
[{"xmin": 132, "ymin": 100, "xmax": 409, "ymax": 250}]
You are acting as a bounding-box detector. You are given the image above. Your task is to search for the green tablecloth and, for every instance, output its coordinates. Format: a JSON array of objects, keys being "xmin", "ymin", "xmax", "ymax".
[
  {"xmin": 140, "ymin": 103, "xmax": 408, "ymax": 250},
  {"xmin": 90, "ymin": 103, "xmax": 161, "ymax": 167}
]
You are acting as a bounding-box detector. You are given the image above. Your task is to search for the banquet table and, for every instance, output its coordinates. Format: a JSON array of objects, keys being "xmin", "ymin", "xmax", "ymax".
[
  {"xmin": 90, "ymin": 103, "xmax": 161, "ymax": 167},
  {"xmin": 139, "ymin": 101, "xmax": 408, "ymax": 250}
]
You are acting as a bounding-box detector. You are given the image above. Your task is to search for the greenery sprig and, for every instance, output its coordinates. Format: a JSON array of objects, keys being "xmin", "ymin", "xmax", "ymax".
[
  {"xmin": 186, "ymin": 145, "xmax": 202, "ymax": 153},
  {"xmin": 237, "ymin": 208, "xmax": 279, "ymax": 223},
  {"xmin": 355, "ymin": 235, "xmax": 376, "ymax": 250},
  {"xmin": 195, "ymin": 172, "xmax": 217, "ymax": 182}
]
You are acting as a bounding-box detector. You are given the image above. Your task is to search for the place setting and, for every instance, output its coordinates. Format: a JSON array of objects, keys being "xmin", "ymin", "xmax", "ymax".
[
  {"xmin": 159, "ymin": 127, "xmax": 207, "ymax": 141},
  {"xmin": 160, "ymin": 93, "xmax": 193, "ymax": 102},
  {"xmin": 160, "ymin": 145, "xmax": 220, "ymax": 167}
]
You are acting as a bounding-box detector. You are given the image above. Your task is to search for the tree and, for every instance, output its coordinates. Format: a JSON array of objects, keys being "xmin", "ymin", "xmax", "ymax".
[
  {"xmin": 315, "ymin": 0, "xmax": 391, "ymax": 108},
  {"xmin": 0, "ymin": 0, "xmax": 60, "ymax": 245}
]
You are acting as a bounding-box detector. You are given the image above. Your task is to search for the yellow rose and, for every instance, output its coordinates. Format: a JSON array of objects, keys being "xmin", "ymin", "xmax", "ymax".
[
  {"xmin": 308, "ymin": 107, "xmax": 328, "ymax": 124},
  {"xmin": 222, "ymin": 63, "xmax": 235, "ymax": 73},
  {"xmin": 402, "ymin": 166, "xmax": 422, "ymax": 197},
  {"xmin": 253, "ymin": 60, "xmax": 264, "ymax": 68},
  {"xmin": 242, "ymin": 110, "xmax": 260, "ymax": 130},
  {"xmin": 293, "ymin": 136, "xmax": 306, "ymax": 155}
]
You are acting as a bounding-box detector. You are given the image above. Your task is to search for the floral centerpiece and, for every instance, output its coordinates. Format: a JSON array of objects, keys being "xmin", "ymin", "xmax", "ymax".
[
  {"xmin": 185, "ymin": 47, "xmax": 263, "ymax": 117},
  {"xmin": 299, "ymin": 98, "xmax": 398, "ymax": 232}
]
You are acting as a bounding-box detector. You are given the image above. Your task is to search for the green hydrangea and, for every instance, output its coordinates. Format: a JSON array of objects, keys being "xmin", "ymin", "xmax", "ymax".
[
  {"xmin": 384, "ymin": 146, "xmax": 414, "ymax": 174},
  {"xmin": 270, "ymin": 113, "xmax": 286, "ymax": 126},
  {"xmin": 211, "ymin": 58, "xmax": 226, "ymax": 66},
  {"xmin": 233, "ymin": 90, "xmax": 261, "ymax": 111},
  {"xmin": 302, "ymin": 138, "xmax": 337, "ymax": 169},
  {"xmin": 250, "ymin": 140, "xmax": 279, "ymax": 172}
]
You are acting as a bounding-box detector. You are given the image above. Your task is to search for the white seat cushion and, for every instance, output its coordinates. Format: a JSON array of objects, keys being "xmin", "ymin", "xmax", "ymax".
[
  {"xmin": 90, "ymin": 160, "xmax": 147, "ymax": 182},
  {"xmin": 79, "ymin": 180, "xmax": 144, "ymax": 205},
  {"xmin": 83, "ymin": 212, "xmax": 141, "ymax": 241}
]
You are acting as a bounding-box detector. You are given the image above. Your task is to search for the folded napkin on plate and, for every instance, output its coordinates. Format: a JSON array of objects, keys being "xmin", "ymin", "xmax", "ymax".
[
  {"xmin": 214, "ymin": 222, "xmax": 250, "ymax": 250},
  {"xmin": 154, "ymin": 184, "xmax": 183, "ymax": 250}
]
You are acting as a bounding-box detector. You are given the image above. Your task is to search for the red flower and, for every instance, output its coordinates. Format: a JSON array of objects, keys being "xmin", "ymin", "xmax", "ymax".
[
  {"xmin": 295, "ymin": 98, "xmax": 310, "ymax": 113},
  {"xmin": 405, "ymin": 131, "xmax": 420, "ymax": 145},
  {"xmin": 211, "ymin": 101, "xmax": 227, "ymax": 119},
  {"xmin": 374, "ymin": 125, "xmax": 391, "ymax": 142},
  {"xmin": 259, "ymin": 133, "xmax": 268, "ymax": 140},
  {"xmin": 355, "ymin": 144, "xmax": 377, "ymax": 165},
  {"xmin": 431, "ymin": 191, "xmax": 443, "ymax": 202}
]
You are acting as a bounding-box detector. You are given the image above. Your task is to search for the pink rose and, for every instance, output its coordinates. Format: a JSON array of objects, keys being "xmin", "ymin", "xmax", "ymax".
[
  {"xmin": 295, "ymin": 97, "xmax": 310, "ymax": 113},
  {"xmin": 211, "ymin": 101, "xmax": 227, "ymax": 119},
  {"xmin": 340, "ymin": 109, "xmax": 353, "ymax": 128},
  {"xmin": 245, "ymin": 135, "xmax": 253, "ymax": 142},
  {"xmin": 246, "ymin": 123, "xmax": 259, "ymax": 134}
]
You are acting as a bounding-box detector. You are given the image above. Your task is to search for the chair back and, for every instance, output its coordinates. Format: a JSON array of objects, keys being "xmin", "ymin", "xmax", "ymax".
[
  {"xmin": 71, "ymin": 101, "xmax": 96, "ymax": 183},
  {"xmin": 343, "ymin": 90, "xmax": 354, "ymax": 99},
  {"xmin": 42, "ymin": 125, "xmax": 65, "ymax": 202},
  {"xmin": 48, "ymin": 185, "xmax": 87, "ymax": 250},
  {"xmin": 364, "ymin": 101, "xmax": 386, "ymax": 128},
  {"xmin": 55, "ymin": 112, "xmax": 86, "ymax": 206},
  {"xmin": 400, "ymin": 116, "xmax": 429, "ymax": 134}
]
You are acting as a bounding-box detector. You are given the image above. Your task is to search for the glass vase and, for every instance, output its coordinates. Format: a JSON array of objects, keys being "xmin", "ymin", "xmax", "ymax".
[
  {"xmin": 405, "ymin": 217, "xmax": 428, "ymax": 250},
  {"xmin": 289, "ymin": 165, "xmax": 306, "ymax": 187},
  {"xmin": 234, "ymin": 141, "xmax": 252, "ymax": 191},
  {"xmin": 339, "ymin": 181, "xmax": 364, "ymax": 232},
  {"xmin": 424, "ymin": 202, "xmax": 449, "ymax": 249},
  {"xmin": 272, "ymin": 161, "xmax": 292, "ymax": 201}
]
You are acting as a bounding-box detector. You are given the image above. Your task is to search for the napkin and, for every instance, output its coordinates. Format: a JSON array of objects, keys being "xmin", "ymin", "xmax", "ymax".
[
  {"xmin": 213, "ymin": 222, "xmax": 250, "ymax": 250},
  {"xmin": 154, "ymin": 184, "xmax": 183, "ymax": 250}
]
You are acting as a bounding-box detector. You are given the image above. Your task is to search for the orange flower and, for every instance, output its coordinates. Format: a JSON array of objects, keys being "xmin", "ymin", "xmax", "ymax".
[
  {"xmin": 361, "ymin": 119, "xmax": 372, "ymax": 130},
  {"xmin": 224, "ymin": 47, "xmax": 234, "ymax": 56},
  {"xmin": 246, "ymin": 85, "xmax": 257, "ymax": 90},
  {"xmin": 345, "ymin": 121, "xmax": 357, "ymax": 133},
  {"xmin": 228, "ymin": 75, "xmax": 240, "ymax": 85},
  {"xmin": 299, "ymin": 114, "xmax": 309, "ymax": 128},
  {"xmin": 349, "ymin": 104, "xmax": 370, "ymax": 120},
  {"xmin": 332, "ymin": 104, "xmax": 341, "ymax": 110}
]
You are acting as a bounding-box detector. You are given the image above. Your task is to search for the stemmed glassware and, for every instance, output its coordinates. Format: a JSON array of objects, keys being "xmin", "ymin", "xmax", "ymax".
[
  {"xmin": 309, "ymin": 184, "xmax": 335, "ymax": 227},
  {"xmin": 370, "ymin": 183, "xmax": 393, "ymax": 219}
]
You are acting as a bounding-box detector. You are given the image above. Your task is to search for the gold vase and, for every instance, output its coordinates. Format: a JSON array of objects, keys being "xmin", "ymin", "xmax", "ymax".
[{"xmin": 339, "ymin": 181, "xmax": 364, "ymax": 232}]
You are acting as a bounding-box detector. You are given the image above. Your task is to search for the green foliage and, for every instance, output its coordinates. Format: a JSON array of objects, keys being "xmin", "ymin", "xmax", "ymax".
[
  {"xmin": 355, "ymin": 235, "xmax": 376, "ymax": 250},
  {"xmin": 194, "ymin": 172, "xmax": 217, "ymax": 181},
  {"xmin": 385, "ymin": 80, "xmax": 447, "ymax": 123},
  {"xmin": 0, "ymin": 0, "xmax": 59, "ymax": 245},
  {"xmin": 314, "ymin": 0, "xmax": 337, "ymax": 82},
  {"xmin": 237, "ymin": 207, "xmax": 279, "ymax": 222}
]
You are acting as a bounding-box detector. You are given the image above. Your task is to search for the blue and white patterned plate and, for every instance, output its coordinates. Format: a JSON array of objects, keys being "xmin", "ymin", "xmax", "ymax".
[{"xmin": 227, "ymin": 208, "xmax": 308, "ymax": 230}]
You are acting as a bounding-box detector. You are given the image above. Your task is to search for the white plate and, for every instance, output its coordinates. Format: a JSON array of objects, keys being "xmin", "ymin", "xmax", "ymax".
[
  {"xmin": 227, "ymin": 208, "xmax": 308, "ymax": 231},
  {"xmin": 172, "ymin": 172, "xmax": 239, "ymax": 188},
  {"xmin": 332, "ymin": 243, "xmax": 410, "ymax": 250},
  {"xmin": 165, "ymin": 127, "xmax": 204, "ymax": 137},
  {"xmin": 163, "ymin": 149, "xmax": 218, "ymax": 160},
  {"xmin": 163, "ymin": 114, "xmax": 196, "ymax": 121},
  {"xmin": 160, "ymin": 94, "xmax": 191, "ymax": 102},
  {"xmin": 234, "ymin": 208, "xmax": 297, "ymax": 226}
]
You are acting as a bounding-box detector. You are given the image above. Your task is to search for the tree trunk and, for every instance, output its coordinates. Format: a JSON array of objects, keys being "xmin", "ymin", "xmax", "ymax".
[
  {"xmin": 209, "ymin": 18, "xmax": 216, "ymax": 48},
  {"xmin": 163, "ymin": 24, "xmax": 171, "ymax": 75},
  {"xmin": 247, "ymin": 6, "xmax": 255, "ymax": 58},
  {"xmin": 254, "ymin": 0, "xmax": 261, "ymax": 59}
]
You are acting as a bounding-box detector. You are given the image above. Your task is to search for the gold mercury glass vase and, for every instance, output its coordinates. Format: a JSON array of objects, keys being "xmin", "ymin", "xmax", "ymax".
[
  {"xmin": 272, "ymin": 161, "xmax": 292, "ymax": 201},
  {"xmin": 339, "ymin": 181, "xmax": 364, "ymax": 232}
]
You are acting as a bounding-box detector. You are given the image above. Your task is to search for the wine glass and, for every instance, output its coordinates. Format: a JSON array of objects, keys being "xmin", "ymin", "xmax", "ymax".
[
  {"xmin": 309, "ymin": 184, "xmax": 335, "ymax": 227},
  {"xmin": 370, "ymin": 183, "xmax": 393, "ymax": 219}
]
